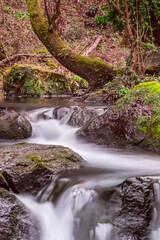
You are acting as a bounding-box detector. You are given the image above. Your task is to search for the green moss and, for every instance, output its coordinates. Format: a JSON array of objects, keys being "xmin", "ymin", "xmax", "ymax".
[
  {"xmin": 116, "ymin": 81, "xmax": 160, "ymax": 149},
  {"xmin": 3, "ymin": 64, "xmax": 73, "ymax": 95},
  {"xmin": 0, "ymin": 172, "xmax": 9, "ymax": 188},
  {"xmin": 27, "ymin": 154, "xmax": 42, "ymax": 163}
]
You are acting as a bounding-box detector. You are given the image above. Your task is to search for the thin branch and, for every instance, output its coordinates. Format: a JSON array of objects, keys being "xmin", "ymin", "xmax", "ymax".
[
  {"xmin": 44, "ymin": 0, "xmax": 52, "ymax": 25},
  {"xmin": 51, "ymin": 0, "xmax": 61, "ymax": 23},
  {"xmin": 0, "ymin": 54, "xmax": 53, "ymax": 67}
]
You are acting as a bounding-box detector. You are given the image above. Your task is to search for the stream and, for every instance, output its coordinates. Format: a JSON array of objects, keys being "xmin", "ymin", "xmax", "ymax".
[{"xmin": 1, "ymin": 99, "xmax": 160, "ymax": 240}]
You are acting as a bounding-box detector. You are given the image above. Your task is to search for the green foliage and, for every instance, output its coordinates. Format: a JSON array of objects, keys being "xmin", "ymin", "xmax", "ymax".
[
  {"xmin": 35, "ymin": 48, "xmax": 50, "ymax": 55},
  {"xmin": 13, "ymin": 10, "xmax": 29, "ymax": 20},
  {"xmin": 46, "ymin": 60, "xmax": 57, "ymax": 69},
  {"xmin": 95, "ymin": 0, "xmax": 160, "ymax": 61},
  {"xmin": 4, "ymin": 5, "xmax": 11, "ymax": 13},
  {"xmin": 98, "ymin": 43, "xmax": 105, "ymax": 54},
  {"xmin": 119, "ymin": 87, "xmax": 130, "ymax": 97},
  {"xmin": 70, "ymin": 75, "xmax": 88, "ymax": 89}
]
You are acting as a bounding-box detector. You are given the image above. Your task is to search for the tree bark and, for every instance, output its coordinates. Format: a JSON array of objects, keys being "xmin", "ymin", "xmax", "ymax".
[
  {"xmin": 0, "ymin": 39, "xmax": 6, "ymax": 61},
  {"xmin": 26, "ymin": 0, "xmax": 116, "ymax": 90}
]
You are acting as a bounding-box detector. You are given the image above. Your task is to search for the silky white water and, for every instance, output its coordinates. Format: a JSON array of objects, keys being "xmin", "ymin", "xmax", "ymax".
[
  {"xmin": 27, "ymin": 107, "xmax": 160, "ymax": 173},
  {"xmin": 3, "ymin": 106, "xmax": 160, "ymax": 240}
]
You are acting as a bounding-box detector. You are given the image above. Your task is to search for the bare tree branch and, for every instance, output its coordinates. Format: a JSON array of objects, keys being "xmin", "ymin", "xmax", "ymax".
[{"xmin": 0, "ymin": 54, "xmax": 53, "ymax": 67}]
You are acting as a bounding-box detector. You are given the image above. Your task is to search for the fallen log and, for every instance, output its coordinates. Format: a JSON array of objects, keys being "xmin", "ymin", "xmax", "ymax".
[{"xmin": 82, "ymin": 36, "xmax": 102, "ymax": 57}]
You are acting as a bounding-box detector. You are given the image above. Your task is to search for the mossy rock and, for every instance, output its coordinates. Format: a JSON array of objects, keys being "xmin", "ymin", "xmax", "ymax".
[
  {"xmin": 3, "ymin": 64, "xmax": 72, "ymax": 95},
  {"xmin": 80, "ymin": 77, "xmax": 130, "ymax": 104},
  {"xmin": 0, "ymin": 143, "xmax": 83, "ymax": 195},
  {"xmin": 0, "ymin": 188, "xmax": 39, "ymax": 239},
  {"xmin": 77, "ymin": 81, "xmax": 160, "ymax": 151},
  {"xmin": 116, "ymin": 81, "xmax": 160, "ymax": 150}
]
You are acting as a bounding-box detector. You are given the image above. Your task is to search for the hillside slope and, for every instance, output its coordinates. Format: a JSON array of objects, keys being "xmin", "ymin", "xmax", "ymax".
[{"xmin": 0, "ymin": 0, "xmax": 128, "ymax": 91}]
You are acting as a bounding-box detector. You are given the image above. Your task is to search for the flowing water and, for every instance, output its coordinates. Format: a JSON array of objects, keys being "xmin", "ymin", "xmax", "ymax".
[{"xmin": 1, "ymin": 101, "xmax": 160, "ymax": 240}]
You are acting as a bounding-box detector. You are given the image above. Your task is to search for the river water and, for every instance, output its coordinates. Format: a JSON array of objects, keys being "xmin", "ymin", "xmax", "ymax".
[{"xmin": 1, "ymin": 98, "xmax": 160, "ymax": 240}]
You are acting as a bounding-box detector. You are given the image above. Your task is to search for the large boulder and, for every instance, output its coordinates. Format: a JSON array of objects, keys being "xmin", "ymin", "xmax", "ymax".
[
  {"xmin": 145, "ymin": 47, "xmax": 160, "ymax": 75},
  {"xmin": 77, "ymin": 81, "xmax": 160, "ymax": 151},
  {"xmin": 3, "ymin": 64, "xmax": 72, "ymax": 95},
  {"xmin": 0, "ymin": 108, "xmax": 32, "ymax": 139},
  {"xmin": 0, "ymin": 142, "xmax": 83, "ymax": 195},
  {"xmin": 0, "ymin": 188, "xmax": 39, "ymax": 240},
  {"xmin": 53, "ymin": 106, "xmax": 106, "ymax": 127}
]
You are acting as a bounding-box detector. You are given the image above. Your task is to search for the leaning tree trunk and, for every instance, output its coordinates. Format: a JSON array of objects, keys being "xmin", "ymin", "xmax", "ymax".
[
  {"xmin": 26, "ymin": 0, "xmax": 116, "ymax": 90},
  {"xmin": 0, "ymin": 39, "xmax": 6, "ymax": 61}
]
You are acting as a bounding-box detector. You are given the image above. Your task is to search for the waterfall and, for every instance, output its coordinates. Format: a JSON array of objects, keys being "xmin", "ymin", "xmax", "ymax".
[
  {"xmin": 18, "ymin": 175, "xmax": 118, "ymax": 240},
  {"xmin": 27, "ymin": 107, "xmax": 160, "ymax": 174},
  {"xmin": 3, "ymin": 106, "xmax": 160, "ymax": 240}
]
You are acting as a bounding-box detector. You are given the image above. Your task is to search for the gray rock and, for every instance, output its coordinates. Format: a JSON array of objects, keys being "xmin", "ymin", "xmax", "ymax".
[
  {"xmin": 113, "ymin": 177, "xmax": 153, "ymax": 240},
  {"xmin": 68, "ymin": 107, "xmax": 106, "ymax": 127},
  {"xmin": 76, "ymin": 106, "xmax": 146, "ymax": 148},
  {"xmin": 0, "ymin": 188, "xmax": 39, "ymax": 240},
  {"xmin": 145, "ymin": 47, "xmax": 160, "ymax": 75},
  {"xmin": 0, "ymin": 142, "xmax": 83, "ymax": 195},
  {"xmin": 0, "ymin": 108, "xmax": 32, "ymax": 139},
  {"xmin": 53, "ymin": 106, "xmax": 79, "ymax": 124}
]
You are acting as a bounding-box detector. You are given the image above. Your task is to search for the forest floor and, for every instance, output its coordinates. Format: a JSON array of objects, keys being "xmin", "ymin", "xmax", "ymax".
[{"xmin": 0, "ymin": 0, "xmax": 129, "ymax": 89}]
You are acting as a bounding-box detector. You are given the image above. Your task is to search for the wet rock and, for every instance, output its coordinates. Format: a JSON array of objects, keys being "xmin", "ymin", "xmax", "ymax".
[
  {"xmin": 0, "ymin": 143, "xmax": 83, "ymax": 195},
  {"xmin": 76, "ymin": 106, "xmax": 146, "ymax": 148},
  {"xmin": 0, "ymin": 109, "xmax": 32, "ymax": 139},
  {"xmin": 114, "ymin": 177, "xmax": 153, "ymax": 240},
  {"xmin": 68, "ymin": 107, "xmax": 106, "ymax": 127},
  {"xmin": 77, "ymin": 82, "xmax": 160, "ymax": 151},
  {"xmin": 0, "ymin": 188, "xmax": 39, "ymax": 240},
  {"xmin": 43, "ymin": 109, "xmax": 54, "ymax": 119},
  {"xmin": 53, "ymin": 106, "xmax": 79, "ymax": 121}
]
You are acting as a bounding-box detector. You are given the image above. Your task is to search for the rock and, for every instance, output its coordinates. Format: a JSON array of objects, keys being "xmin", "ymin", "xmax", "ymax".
[
  {"xmin": 3, "ymin": 64, "xmax": 72, "ymax": 96},
  {"xmin": 76, "ymin": 106, "xmax": 146, "ymax": 148},
  {"xmin": 43, "ymin": 109, "xmax": 54, "ymax": 119},
  {"xmin": 0, "ymin": 108, "xmax": 32, "ymax": 139},
  {"xmin": 113, "ymin": 177, "xmax": 153, "ymax": 240},
  {"xmin": 68, "ymin": 107, "xmax": 106, "ymax": 127},
  {"xmin": 53, "ymin": 106, "xmax": 79, "ymax": 121},
  {"xmin": 77, "ymin": 81, "xmax": 160, "ymax": 151},
  {"xmin": 0, "ymin": 188, "xmax": 39, "ymax": 240},
  {"xmin": 145, "ymin": 47, "xmax": 160, "ymax": 75},
  {"xmin": 0, "ymin": 142, "xmax": 83, "ymax": 195}
]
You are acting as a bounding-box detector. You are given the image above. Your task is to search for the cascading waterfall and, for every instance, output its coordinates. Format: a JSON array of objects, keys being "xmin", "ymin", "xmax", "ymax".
[
  {"xmin": 19, "ymin": 175, "xmax": 119, "ymax": 240},
  {"xmin": 13, "ymin": 107, "xmax": 160, "ymax": 240}
]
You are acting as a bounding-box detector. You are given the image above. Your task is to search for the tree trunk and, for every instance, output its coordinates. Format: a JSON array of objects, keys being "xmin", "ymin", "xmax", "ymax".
[
  {"xmin": 26, "ymin": 0, "xmax": 116, "ymax": 90},
  {"xmin": 0, "ymin": 39, "xmax": 6, "ymax": 61}
]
